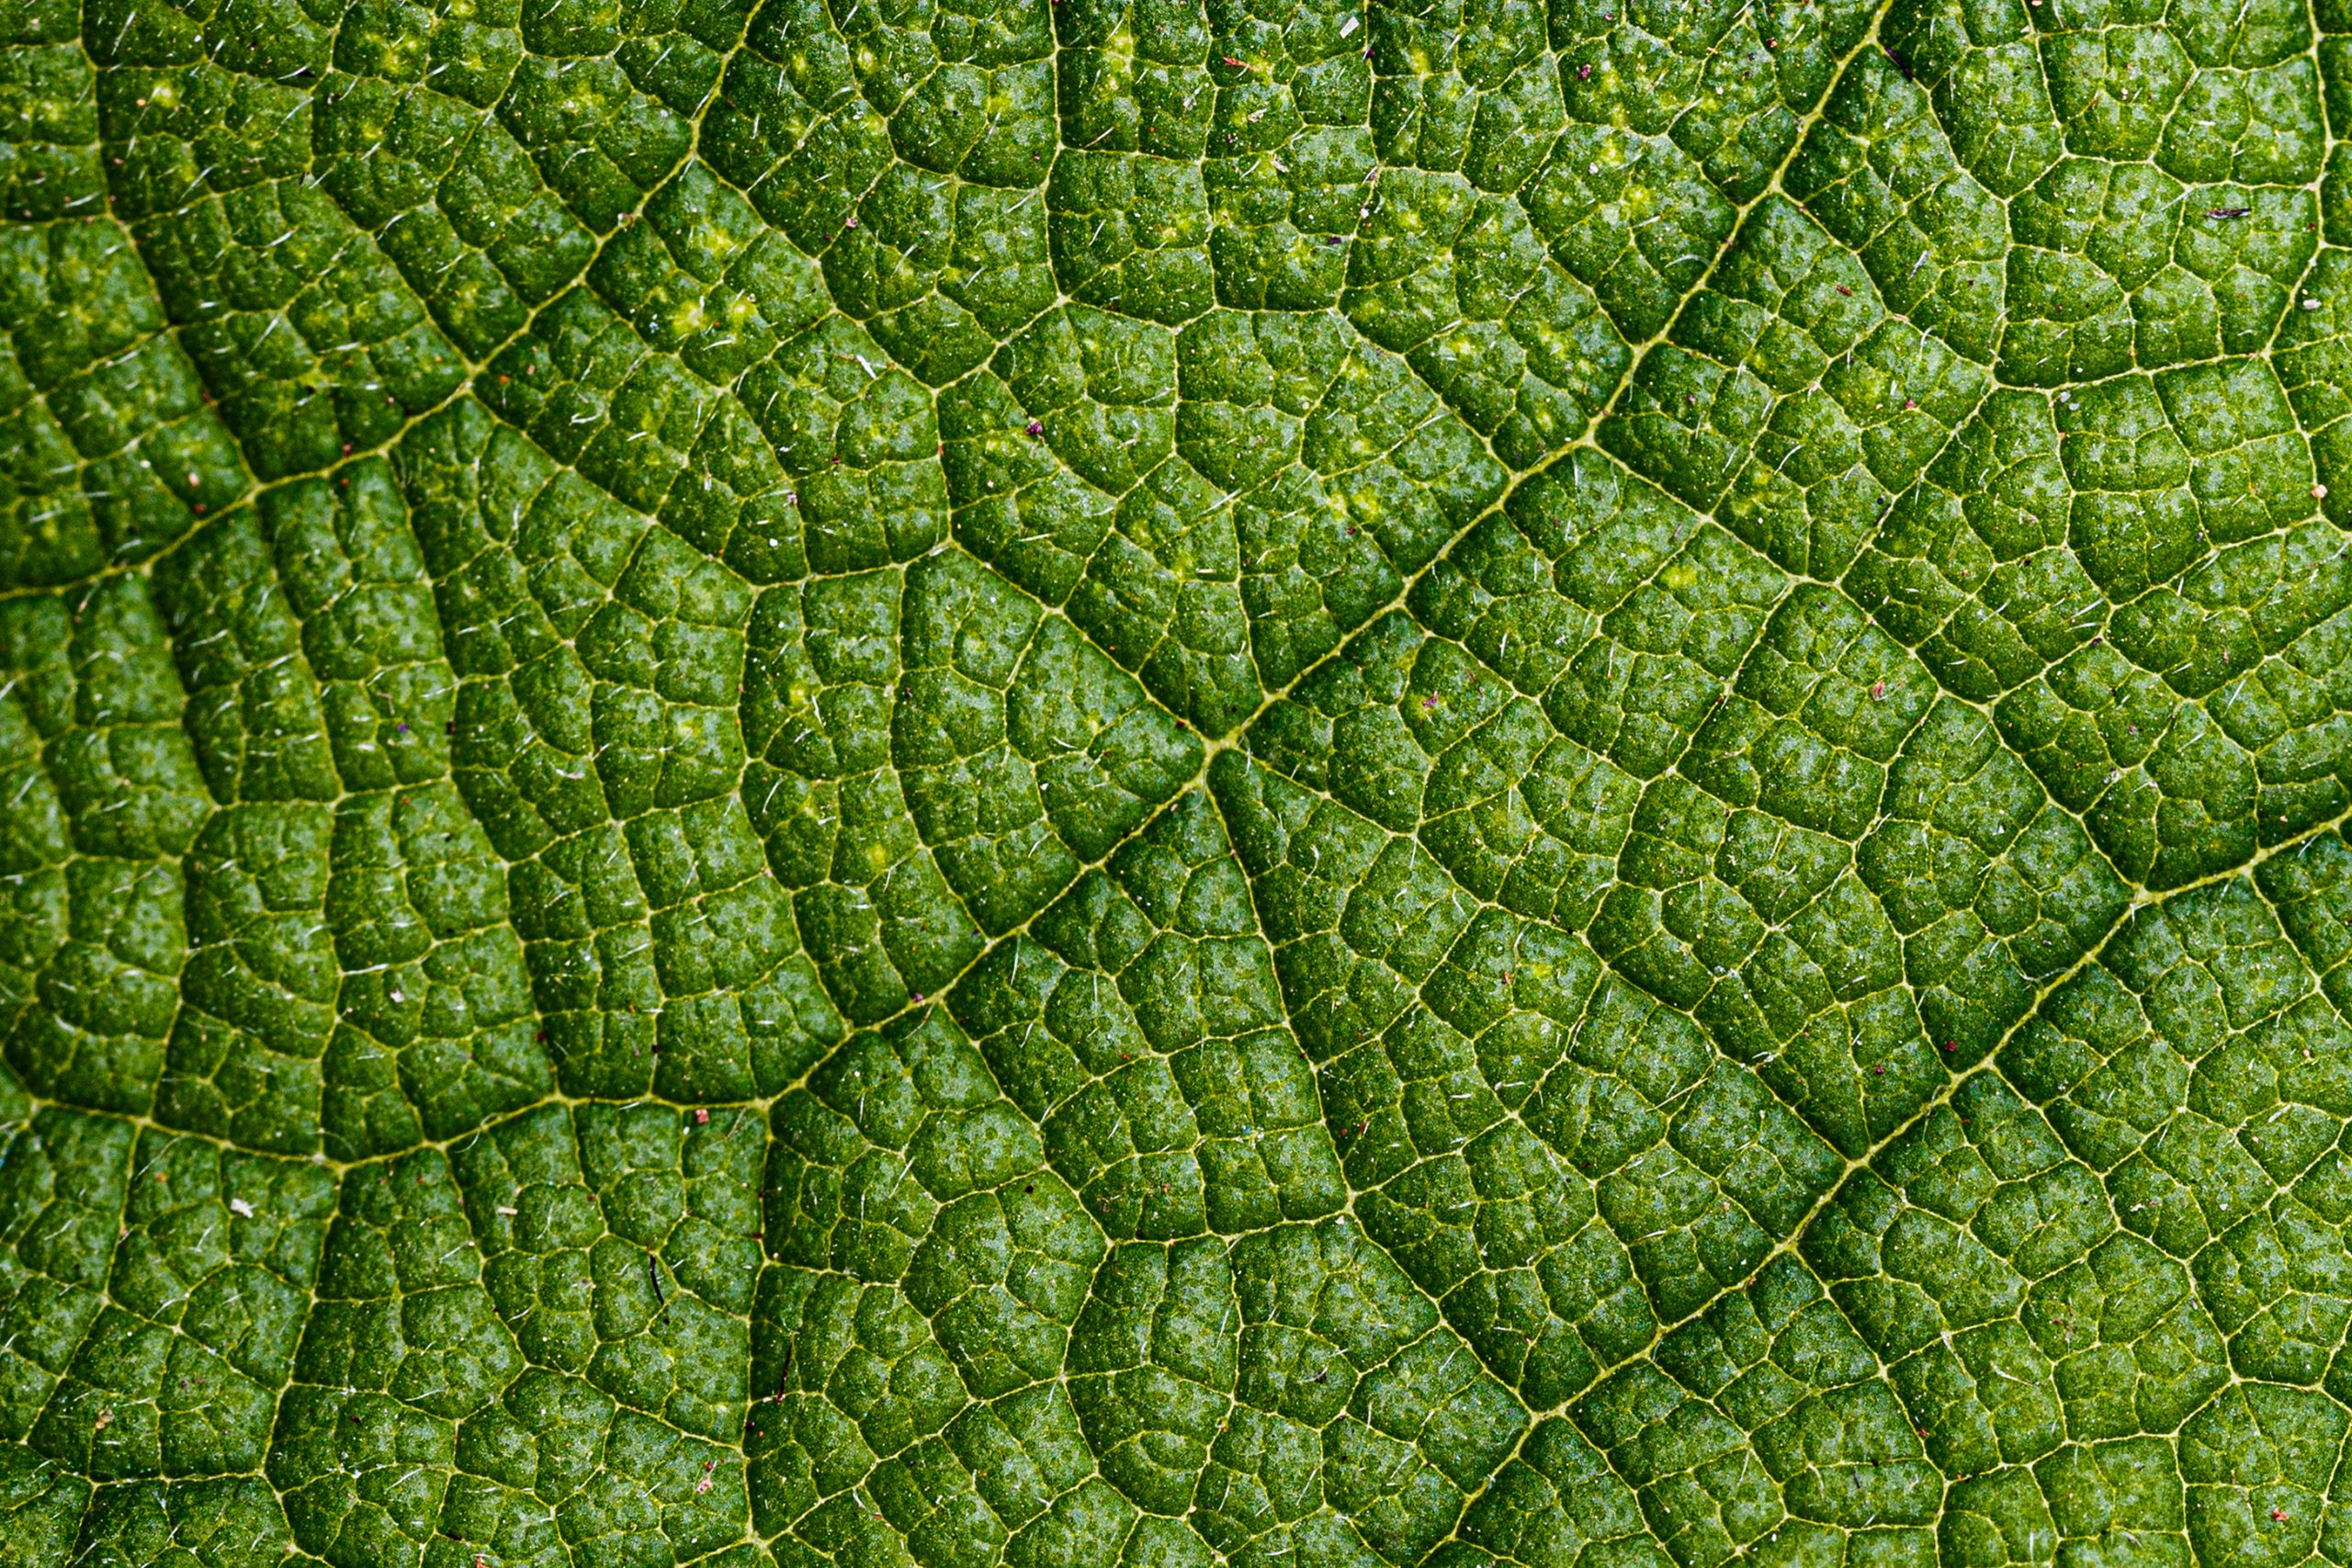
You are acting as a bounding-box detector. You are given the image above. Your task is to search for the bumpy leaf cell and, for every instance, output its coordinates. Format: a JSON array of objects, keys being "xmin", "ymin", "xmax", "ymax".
[{"xmin": 2, "ymin": 0, "xmax": 2351, "ymax": 1561}]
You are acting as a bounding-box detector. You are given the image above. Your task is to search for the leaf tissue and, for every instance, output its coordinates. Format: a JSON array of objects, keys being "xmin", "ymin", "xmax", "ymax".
[{"xmin": 0, "ymin": 0, "xmax": 2347, "ymax": 1562}]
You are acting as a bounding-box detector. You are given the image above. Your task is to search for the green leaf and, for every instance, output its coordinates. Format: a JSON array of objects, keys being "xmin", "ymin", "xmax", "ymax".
[{"xmin": 1, "ymin": 0, "xmax": 2349, "ymax": 1562}]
